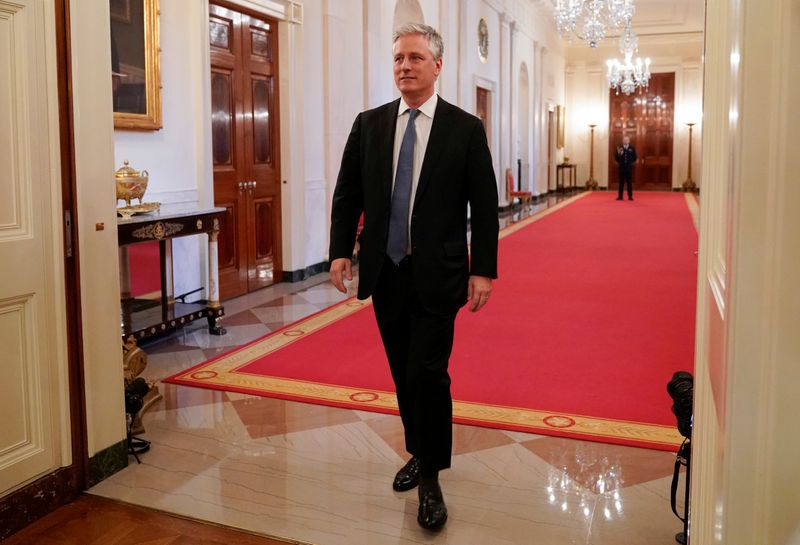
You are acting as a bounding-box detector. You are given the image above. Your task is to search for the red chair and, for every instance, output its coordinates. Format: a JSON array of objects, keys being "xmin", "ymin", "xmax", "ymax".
[{"xmin": 506, "ymin": 168, "xmax": 532, "ymax": 205}]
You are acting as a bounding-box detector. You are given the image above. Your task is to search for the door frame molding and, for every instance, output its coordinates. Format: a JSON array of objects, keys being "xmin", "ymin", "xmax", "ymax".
[{"xmin": 0, "ymin": 0, "xmax": 89, "ymax": 538}]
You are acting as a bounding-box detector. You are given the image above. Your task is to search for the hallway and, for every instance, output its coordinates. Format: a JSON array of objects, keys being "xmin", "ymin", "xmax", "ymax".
[{"xmin": 87, "ymin": 195, "xmax": 686, "ymax": 545}]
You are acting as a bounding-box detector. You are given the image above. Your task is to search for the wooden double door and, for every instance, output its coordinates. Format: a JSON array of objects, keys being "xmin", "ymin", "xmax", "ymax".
[
  {"xmin": 210, "ymin": 3, "xmax": 282, "ymax": 299},
  {"xmin": 608, "ymin": 72, "xmax": 675, "ymax": 191}
]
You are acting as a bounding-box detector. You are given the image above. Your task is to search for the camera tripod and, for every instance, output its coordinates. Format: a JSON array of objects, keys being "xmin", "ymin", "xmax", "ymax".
[{"xmin": 671, "ymin": 439, "xmax": 691, "ymax": 544}]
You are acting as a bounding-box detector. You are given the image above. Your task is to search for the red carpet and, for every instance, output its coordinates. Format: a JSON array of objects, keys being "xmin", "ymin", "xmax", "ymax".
[{"xmin": 166, "ymin": 192, "xmax": 698, "ymax": 450}]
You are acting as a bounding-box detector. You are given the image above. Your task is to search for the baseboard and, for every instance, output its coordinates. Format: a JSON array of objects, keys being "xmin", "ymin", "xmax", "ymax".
[
  {"xmin": 0, "ymin": 466, "xmax": 81, "ymax": 540},
  {"xmin": 87, "ymin": 439, "xmax": 128, "ymax": 488},
  {"xmin": 282, "ymin": 261, "xmax": 329, "ymax": 282}
]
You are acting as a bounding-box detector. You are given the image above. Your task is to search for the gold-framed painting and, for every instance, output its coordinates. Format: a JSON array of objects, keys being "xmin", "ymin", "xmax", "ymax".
[
  {"xmin": 556, "ymin": 104, "xmax": 565, "ymax": 149},
  {"xmin": 111, "ymin": 0, "xmax": 162, "ymax": 130}
]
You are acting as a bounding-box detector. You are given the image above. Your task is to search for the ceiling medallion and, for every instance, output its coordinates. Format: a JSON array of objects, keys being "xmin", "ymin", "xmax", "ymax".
[{"xmin": 478, "ymin": 18, "xmax": 489, "ymax": 63}]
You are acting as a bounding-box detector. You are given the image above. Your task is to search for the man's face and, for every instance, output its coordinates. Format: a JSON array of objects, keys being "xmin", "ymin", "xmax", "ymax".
[
  {"xmin": 393, "ymin": 34, "xmax": 442, "ymax": 102},
  {"xmin": 623, "ymin": 136, "xmax": 630, "ymax": 146}
]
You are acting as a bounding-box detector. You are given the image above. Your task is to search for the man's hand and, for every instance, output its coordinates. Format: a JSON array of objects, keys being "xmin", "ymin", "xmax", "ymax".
[
  {"xmin": 330, "ymin": 258, "xmax": 353, "ymax": 294},
  {"xmin": 467, "ymin": 275, "xmax": 492, "ymax": 312}
]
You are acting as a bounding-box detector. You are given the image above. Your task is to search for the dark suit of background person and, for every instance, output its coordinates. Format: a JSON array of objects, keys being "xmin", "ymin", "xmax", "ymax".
[
  {"xmin": 328, "ymin": 24, "xmax": 499, "ymax": 531},
  {"xmin": 615, "ymin": 139, "xmax": 638, "ymax": 200}
]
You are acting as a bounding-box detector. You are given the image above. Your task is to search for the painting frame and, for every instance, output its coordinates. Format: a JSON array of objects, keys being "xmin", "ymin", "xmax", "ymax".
[
  {"xmin": 111, "ymin": 0, "xmax": 162, "ymax": 130},
  {"xmin": 556, "ymin": 104, "xmax": 566, "ymax": 149}
]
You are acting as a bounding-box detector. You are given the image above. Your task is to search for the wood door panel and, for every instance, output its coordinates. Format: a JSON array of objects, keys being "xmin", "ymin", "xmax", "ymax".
[
  {"xmin": 250, "ymin": 76, "xmax": 273, "ymax": 165},
  {"xmin": 242, "ymin": 12, "xmax": 281, "ymax": 287},
  {"xmin": 209, "ymin": 15, "xmax": 234, "ymax": 52},
  {"xmin": 211, "ymin": 71, "xmax": 235, "ymax": 166},
  {"xmin": 608, "ymin": 72, "xmax": 675, "ymax": 191},
  {"xmin": 249, "ymin": 196, "xmax": 275, "ymax": 290},
  {"xmin": 253, "ymin": 198, "xmax": 274, "ymax": 261},
  {"xmin": 216, "ymin": 203, "xmax": 238, "ymax": 270},
  {"xmin": 249, "ymin": 26, "xmax": 272, "ymax": 60},
  {"xmin": 211, "ymin": 3, "xmax": 281, "ymax": 298},
  {"xmin": 0, "ymin": 0, "xmax": 68, "ymax": 499}
]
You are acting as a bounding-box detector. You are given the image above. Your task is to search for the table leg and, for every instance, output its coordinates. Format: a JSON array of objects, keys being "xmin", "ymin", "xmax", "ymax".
[
  {"xmin": 164, "ymin": 240, "xmax": 174, "ymax": 306},
  {"xmin": 207, "ymin": 218, "xmax": 226, "ymax": 335},
  {"xmin": 119, "ymin": 246, "xmax": 131, "ymax": 300}
]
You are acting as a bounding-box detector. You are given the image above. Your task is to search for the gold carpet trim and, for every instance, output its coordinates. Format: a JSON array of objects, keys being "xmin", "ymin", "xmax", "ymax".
[
  {"xmin": 170, "ymin": 190, "xmax": 681, "ymax": 448},
  {"xmin": 174, "ymin": 367, "xmax": 682, "ymax": 447}
]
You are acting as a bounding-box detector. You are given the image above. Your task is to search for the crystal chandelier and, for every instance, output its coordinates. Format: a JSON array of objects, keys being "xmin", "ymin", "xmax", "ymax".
[
  {"xmin": 554, "ymin": 0, "xmax": 635, "ymax": 48},
  {"xmin": 607, "ymin": 54, "xmax": 651, "ymax": 94},
  {"xmin": 606, "ymin": 21, "xmax": 650, "ymax": 94}
]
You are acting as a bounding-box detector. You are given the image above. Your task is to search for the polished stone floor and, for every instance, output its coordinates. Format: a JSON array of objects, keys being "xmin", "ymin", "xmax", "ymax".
[{"xmin": 90, "ymin": 192, "xmax": 686, "ymax": 545}]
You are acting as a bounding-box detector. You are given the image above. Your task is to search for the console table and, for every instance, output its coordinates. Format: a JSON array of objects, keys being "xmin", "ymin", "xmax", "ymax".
[
  {"xmin": 118, "ymin": 205, "xmax": 227, "ymax": 341},
  {"xmin": 556, "ymin": 163, "xmax": 577, "ymax": 191}
]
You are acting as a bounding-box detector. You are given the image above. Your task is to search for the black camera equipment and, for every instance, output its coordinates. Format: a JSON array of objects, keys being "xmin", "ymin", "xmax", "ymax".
[
  {"xmin": 667, "ymin": 371, "xmax": 693, "ymax": 545},
  {"xmin": 124, "ymin": 377, "xmax": 151, "ymax": 463}
]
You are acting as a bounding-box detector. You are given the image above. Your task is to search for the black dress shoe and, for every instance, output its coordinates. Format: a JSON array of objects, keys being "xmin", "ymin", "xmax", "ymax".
[
  {"xmin": 616, "ymin": 197, "xmax": 623, "ymax": 201},
  {"xmin": 393, "ymin": 457, "xmax": 420, "ymax": 492},
  {"xmin": 417, "ymin": 477, "xmax": 447, "ymax": 530}
]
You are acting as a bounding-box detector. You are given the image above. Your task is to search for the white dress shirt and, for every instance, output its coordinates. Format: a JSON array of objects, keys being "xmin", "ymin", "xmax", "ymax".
[{"xmin": 392, "ymin": 93, "xmax": 438, "ymax": 243}]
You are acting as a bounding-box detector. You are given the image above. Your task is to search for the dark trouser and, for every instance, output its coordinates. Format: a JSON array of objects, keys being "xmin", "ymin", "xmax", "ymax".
[
  {"xmin": 371, "ymin": 255, "xmax": 456, "ymax": 475},
  {"xmin": 618, "ymin": 169, "xmax": 633, "ymax": 199}
]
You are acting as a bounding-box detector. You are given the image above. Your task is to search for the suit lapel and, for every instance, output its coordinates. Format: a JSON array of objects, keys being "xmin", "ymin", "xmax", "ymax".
[
  {"xmin": 412, "ymin": 97, "xmax": 451, "ymax": 212},
  {"xmin": 380, "ymin": 99, "xmax": 400, "ymax": 205}
]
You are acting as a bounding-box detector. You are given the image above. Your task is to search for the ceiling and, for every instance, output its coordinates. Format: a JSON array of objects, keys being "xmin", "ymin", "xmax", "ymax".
[
  {"xmin": 629, "ymin": 0, "xmax": 705, "ymax": 35},
  {"xmin": 542, "ymin": 0, "xmax": 706, "ymax": 36}
]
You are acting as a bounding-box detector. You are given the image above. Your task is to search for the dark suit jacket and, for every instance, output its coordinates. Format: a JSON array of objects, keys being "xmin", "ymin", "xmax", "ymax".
[
  {"xmin": 615, "ymin": 145, "xmax": 637, "ymax": 174},
  {"xmin": 329, "ymin": 96, "xmax": 499, "ymax": 315}
]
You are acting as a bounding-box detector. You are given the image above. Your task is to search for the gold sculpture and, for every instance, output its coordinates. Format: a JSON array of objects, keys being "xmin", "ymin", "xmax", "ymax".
[{"xmin": 116, "ymin": 160, "xmax": 161, "ymax": 218}]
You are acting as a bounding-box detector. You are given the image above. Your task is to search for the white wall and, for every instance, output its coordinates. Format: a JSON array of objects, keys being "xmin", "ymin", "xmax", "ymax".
[
  {"xmin": 113, "ymin": 1, "xmax": 211, "ymax": 301},
  {"xmin": 564, "ymin": 34, "xmax": 704, "ymax": 189}
]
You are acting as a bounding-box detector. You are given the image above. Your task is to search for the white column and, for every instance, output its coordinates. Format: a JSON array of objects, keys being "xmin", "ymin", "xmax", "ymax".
[
  {"xmin": 278, "ymin": 18, "xmax": 306, "ymax": 273},
  {"xmin": 498, "ymin": 13, "xmax": 512, "ymax": 206},
  {"xmin": 531, "ymin": 41, "xmax": 540, "ymax": 195}
]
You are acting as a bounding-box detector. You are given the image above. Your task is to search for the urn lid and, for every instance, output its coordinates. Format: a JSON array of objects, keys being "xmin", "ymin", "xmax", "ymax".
[{"xmin": 115, "ymin": 160, "xmax": 145, "ymax": 179}]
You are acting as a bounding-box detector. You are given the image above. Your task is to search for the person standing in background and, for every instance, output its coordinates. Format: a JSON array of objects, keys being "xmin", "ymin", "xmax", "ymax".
[{"xmin": 615, "ymin": 135, "xmax": 637, "ymax": 200}]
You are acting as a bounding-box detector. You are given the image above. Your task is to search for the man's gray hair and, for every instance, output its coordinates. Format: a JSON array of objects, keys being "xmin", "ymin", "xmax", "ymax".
[{"xmin": 393, "ymin": 23, "xmax": 444, "ymax": 61}]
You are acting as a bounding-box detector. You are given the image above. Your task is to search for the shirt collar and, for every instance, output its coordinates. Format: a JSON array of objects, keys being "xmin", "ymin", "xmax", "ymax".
[{"xmin": 398, "ymin": 93, "xmax": 438, "ymax": 119}]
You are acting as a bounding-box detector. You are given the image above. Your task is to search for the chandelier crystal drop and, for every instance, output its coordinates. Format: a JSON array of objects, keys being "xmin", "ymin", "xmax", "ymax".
[{"xmin": 554, "ymin": 0, "xmax": 636, "ymax": 48}]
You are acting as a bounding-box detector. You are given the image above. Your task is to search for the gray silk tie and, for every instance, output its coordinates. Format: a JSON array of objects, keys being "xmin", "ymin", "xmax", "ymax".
[{"xmin": 387, "ymin": 108, "xmax": 420, "ymax": 264}]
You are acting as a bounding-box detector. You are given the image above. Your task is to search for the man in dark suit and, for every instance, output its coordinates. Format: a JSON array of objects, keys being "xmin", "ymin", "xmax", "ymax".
[
  {"xmin": 615, "ymin": 135, "xmax": 637, "ymax": 200},
  {"xmin": 328, "ymin": 23, "xmax": 499, "ymax": 531}
]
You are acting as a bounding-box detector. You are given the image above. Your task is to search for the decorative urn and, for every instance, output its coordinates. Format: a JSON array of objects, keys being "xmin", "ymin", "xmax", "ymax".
[{"xmin": 115, "ymin": 160, "xmax": 149, "ymax": 206}]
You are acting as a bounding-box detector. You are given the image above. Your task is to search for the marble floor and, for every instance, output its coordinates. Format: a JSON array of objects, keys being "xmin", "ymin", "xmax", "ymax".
[{"xmin": 90, "ymin": 192, "xmax": 687, "ymax": 545}]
